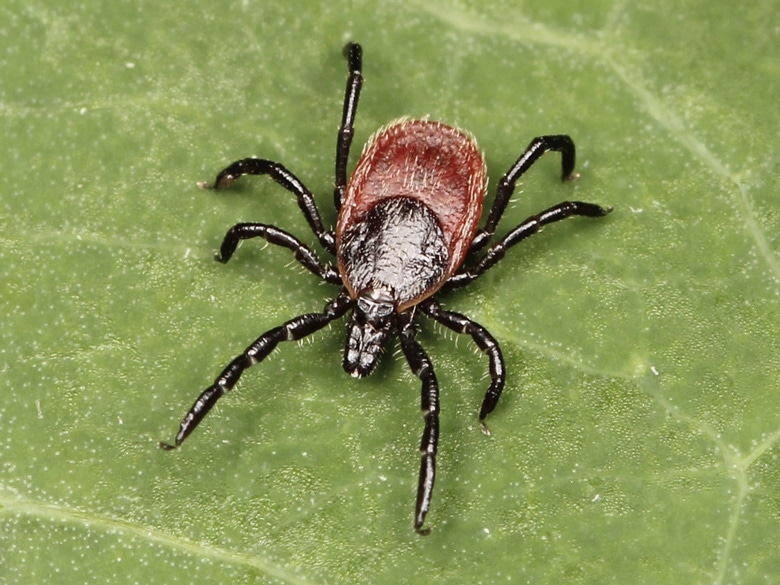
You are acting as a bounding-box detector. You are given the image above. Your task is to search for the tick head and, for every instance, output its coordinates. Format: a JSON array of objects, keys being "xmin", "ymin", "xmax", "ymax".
[{"xmin": 343, "ymin": 287, "xmax": 395, "ymax": 378}]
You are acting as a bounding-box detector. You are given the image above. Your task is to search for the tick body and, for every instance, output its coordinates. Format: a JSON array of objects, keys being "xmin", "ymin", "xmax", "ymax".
[{"xmin": 162, "ymin": 42, "xmax": 611, "ymax": 534}]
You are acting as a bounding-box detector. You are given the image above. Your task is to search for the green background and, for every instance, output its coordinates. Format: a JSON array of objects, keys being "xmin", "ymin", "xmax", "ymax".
[{"xmin": 2, "ymin": 0, "xmax": 779, "ymax": 583}]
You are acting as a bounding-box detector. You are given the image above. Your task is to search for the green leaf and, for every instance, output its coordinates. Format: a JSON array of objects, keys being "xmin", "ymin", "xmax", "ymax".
[{"xmin": 2, "ymin": 0, "xmax": 779, "ymax": 583}]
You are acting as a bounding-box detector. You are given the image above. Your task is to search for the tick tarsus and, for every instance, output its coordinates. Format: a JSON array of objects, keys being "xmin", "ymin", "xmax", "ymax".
[
  {"xmin": 343, "ymin": 41, "xmax": 362, "ymax": 69},
  {"xmin": 196, "ymin": 172, "xmax": 237, "ymax": 190},
  {"xmin": 162, "ymin": 41, "xmax": 612, "ymax": 533}
]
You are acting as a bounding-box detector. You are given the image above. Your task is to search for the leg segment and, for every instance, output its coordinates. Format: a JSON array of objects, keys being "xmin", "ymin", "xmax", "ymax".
[
  {"xmin": 397, "ymin": 311, "xmax": 440, "ymax": 535},
  {"xmin": 333, "ymin": 42, "xmax": 363, "ymax": 211},
  {"xmin": 448, "ymin": 201, "xmax": 611, "ymax": 289},
  {"xmin": 200, "ymin": 158, "xmax": 336, "ymax": 254},
  {"xmin": 419, "ymin": 299, "xmax": 505, "ymax": 431},
  {"xmin": 160, "ymin": 290, "xmax": 353, "ymax": 450},
  {"xmin": 470, "ymin": 135, "xmax": 578, "ymax": 252},
  {"xmin": 216, "ymin": 222, "xmax": 342, "ymax": 285}
]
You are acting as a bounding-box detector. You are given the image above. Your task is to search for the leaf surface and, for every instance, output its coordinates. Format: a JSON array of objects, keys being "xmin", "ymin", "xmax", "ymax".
[{"xmin": 1, "ymin": 1, "xmax": 779, "ymax": 583}]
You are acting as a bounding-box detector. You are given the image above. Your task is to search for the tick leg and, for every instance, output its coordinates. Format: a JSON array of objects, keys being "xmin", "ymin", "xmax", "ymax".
[
  {"xmin": 334, "ymin": 42, "xmax": 363, "ymax": 211},
  {"xmin": 419, "ymin": 299, "xmax": 505, "ymax": 432},
  {"xmin": 448, "ymin": 201, "xmax": 612, "ymax": 289},
  {"xmin": 217, "ymin": 222, "xmax": 342, "ymax": 285},
  {"xmin": 160, "ymin": 290, "xmax": 352, "ymax": 450},
  {"xmin": 470, "ymin": 135, "xmax": 578, "ymax": 252},
  {"xmin": 200, "ymin": 158, "xmax": 336, "ymax": 254},
  {"xmin": 397, "ymin": 311, "xmax": 440, "ymax": 535}
]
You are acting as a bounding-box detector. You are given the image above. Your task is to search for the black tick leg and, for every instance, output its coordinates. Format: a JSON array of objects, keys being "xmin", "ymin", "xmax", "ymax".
[
  {"xmin": 334, "ymin": 42, "xmax": 363, "ymax": 211},
  {"xmin": 447, "ymin": 201, "xmax": 611, "ymax": 289},
  {"xmin": 160, "ymin": 290, "xmax": 352, "ymax": 450},
  {"xmin": 216, "ymin": 222, "xmax": 342, "ymax": 285},
  {"xmin": 397, "ymin": 310, "xmax": 439, "ymax": 535},
  {"xmin": 200, "ymin": 158, "xmax": 336, "ymax": 255},
  {"xmin": 419, "ymin": 299, "xmax": 505, "ymax": 432},
  {"xmin": 470, "ymin": 135, "xmax": 579, "ymax": 252}
]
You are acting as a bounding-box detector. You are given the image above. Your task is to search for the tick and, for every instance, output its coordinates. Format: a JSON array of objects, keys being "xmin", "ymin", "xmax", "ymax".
[{"xmin": 161, "ymin": 42, "xmax": 612, "ymax": 534}]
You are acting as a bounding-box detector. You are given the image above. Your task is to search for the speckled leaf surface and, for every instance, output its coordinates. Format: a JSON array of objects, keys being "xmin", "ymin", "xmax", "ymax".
[{"xmin": 1, "ymin": 1, "xmax": 779, "ymax": 583}]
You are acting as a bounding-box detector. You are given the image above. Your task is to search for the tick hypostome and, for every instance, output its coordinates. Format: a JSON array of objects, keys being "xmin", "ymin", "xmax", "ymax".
[{"xmin": 161, "ymin": 41, "xmax": 612, "ymax": 534}]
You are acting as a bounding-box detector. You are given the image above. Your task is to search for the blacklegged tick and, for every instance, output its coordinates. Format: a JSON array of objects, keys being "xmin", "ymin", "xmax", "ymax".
[{"xmin": 161, "ymin": 42, "xmax": 612, "ymax": 534}]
